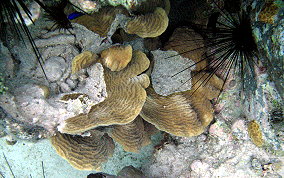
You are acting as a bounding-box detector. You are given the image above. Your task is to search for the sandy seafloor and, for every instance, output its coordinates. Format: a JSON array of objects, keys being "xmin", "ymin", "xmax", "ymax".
[
  {"xmin": 0, "ymin": 137, "xmax": 94, "ymax": 177},
  {"xmin": 0, "ymin": 132, "xmax": 163, "ymax": 177}
]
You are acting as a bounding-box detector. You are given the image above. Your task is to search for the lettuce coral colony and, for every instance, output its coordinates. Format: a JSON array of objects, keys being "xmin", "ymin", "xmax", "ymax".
[{"xmin": 0, "ymin": 0, "xmax": 282, "ymax": 177}]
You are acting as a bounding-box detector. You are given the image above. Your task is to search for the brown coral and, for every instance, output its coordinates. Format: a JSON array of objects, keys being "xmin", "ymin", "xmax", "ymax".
[
  {"xmin": 248, "ymin": 120, "xmax": 264, "ymax": 147},
  {"xmin": 190, "ymin": 72, "xmax": 224, "ymax": 100},
  {"xmin": 132, "ymin": 0, "xmax": 170, "ymax": 15},
  {"xmin": 110, "ymin": 116, "xmax": 151, "ymax": 153},
  {"xmin": 140, "ymin": 91, "xmax": 209, "ymax": 137},
  {"xmin": 100, "ymin": 45, "xmax": 133, "ymax": 71},
  {"xmin": 164, "ymin": 28, "xmax": 207, "ymax": 71},
  {"xmin": 258, "ymin": 1, "xmax": 279, "ymax": 24},
  {"xmin": 72, "ymin": 51, "xmax": 98, "ymax": 73},
  {"xmin": 72, "ymin": 6, "xmax": 128, "ymax": 37},
  {"xmin": 50, "ymin": 130, "xmax": 115, "ymax": 170},
  {"xmin": 59, "ymin": 50, "xmax": 150, "ymax": 134},
  {"xmin": 124, "ymin": 7, "xmax": 169, "ymax": 38},
  {"xmin": 140, "ymin": 72, "xmax": 222, "ymax": 137}
]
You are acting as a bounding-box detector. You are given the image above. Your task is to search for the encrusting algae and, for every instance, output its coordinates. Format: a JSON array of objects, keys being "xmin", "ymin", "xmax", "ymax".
[
  {"xmin": 247, "ymin": 120, "xmax": 264, "ymax": 147},
  {"xmin": 258, "ymin": 0, "xmax": 280, "ymax": 24}
]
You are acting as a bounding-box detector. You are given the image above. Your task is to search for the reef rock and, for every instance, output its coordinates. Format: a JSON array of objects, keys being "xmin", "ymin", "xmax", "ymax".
[{"xmin": 151, "ymin": 50, "xmax": 196, "ymax": 96}]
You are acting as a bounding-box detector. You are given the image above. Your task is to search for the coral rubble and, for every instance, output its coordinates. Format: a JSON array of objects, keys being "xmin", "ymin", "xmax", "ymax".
[{"xmin": 164, "ymin": 28, "xmax": 207, "ymax": 71}]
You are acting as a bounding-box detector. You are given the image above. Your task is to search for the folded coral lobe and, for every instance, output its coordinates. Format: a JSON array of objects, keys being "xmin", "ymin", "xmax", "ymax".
[
  {"xmin": 110, "ymin": 116, "xmax": 151, "ymax": 153},
  {"xmin": 125, "ymin": 7, "xmax": 169, "ymax": 38},
  {"xmin": 51, "ymin": 130, "xmax": 114, "ymax": 170},
  {"xmin": 140, "ymin": 88, "xmax": 205, "ymax": 137},
  {"xmin": 58, "ymin": 50, "xmax": 150, "ymax": 134},
  {"xmin": 140, "ymin": 72, "xmax": 223, "ymax": 137}
]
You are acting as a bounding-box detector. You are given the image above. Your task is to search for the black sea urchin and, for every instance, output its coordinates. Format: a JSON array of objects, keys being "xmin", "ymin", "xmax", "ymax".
[
  {"xmin": 0, "ymin": 0, "xmax": 47, "ymax": 79},
  {"xmin": 0, "ymin": 0, "xmax": 86, "ymax": 80},
  {"xmin": 34, "ymin": 0, "xmax": 72, "ymax": 31},
  {"xmin": 166, "ymin": 0, "xmax": 260, "ymax": 97}
]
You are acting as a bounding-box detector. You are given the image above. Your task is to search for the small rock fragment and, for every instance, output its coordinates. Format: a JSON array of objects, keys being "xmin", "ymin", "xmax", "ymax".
[{"xmin": 151, "ymin": 50, "xmax": 196, "ymax": 96}]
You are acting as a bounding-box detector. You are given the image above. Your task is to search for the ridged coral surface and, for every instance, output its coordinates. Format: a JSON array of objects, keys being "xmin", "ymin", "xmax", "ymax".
[
  {"xmin": 59, "ymin": 50, "xmax": 150, "ymax": 134},
  {"xmin": 110, "ymin": 116, "xmax": 151, "ymax": 153},
  {"xmin": 72, "ymin": 51, "xmax": 98, "ymax": 73},
  {"xmin": 140, "ymin": 87, "xmax": 208, "ymax": 137},
  {"xmin": 190, "ymin": 72, "xmax": 224, "ymax": 100},
  {"xmin": 247, "ymin": 120, "xmax": 264, "ymax": 147},
  {"xmin": 72, "ymin": 6, "xmax": 128, "ymax": 37},
  {"xmin": 125, "ymin": 7, "xmax": 169, "ymax": 38},
  {"xmin": 100, "ymin": 45, "xmax": 133, "ymax": 71},
  {"xmin": 140, "ymin": 71, "xmax": 223, "ymax": 137},
  {"xmin": 51, "ymin": 131, "xmax": 115, "ymax": 170}
]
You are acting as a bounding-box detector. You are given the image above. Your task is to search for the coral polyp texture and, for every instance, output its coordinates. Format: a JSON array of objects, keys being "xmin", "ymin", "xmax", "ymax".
[
  {"xmin": 258, "ymin": 1, "xmax": 280, "ymax": 24},
  {"xmin": 124, "ymin": 7, "xmax": 169, "ymax": 38},
  {"xmin": 247, "ymin": 120, "xmax": 264, "ymax": 147},
  {"xmin": 72, "ymin": 51, "xmax": 99, "ymax": 73},
  {"xmin": 72, "ymin": 6, "xmax": 128, "ymax": 37},
  {"xmin": 51, "ymin": 130, "xmax": 115, "ymax": 170},
  {"xmin": 110, "ymin": 116, "xmax": 151, "ymax": 153},
  {"xmin": 59, "ymin": 50, "xmax": 150, "ymax": 134},
  {"xmin": 100, "ymin": 45, "xmax": 133, "ymax": 71},
  {"xmin": 164, "ymin": 27, "xmax": 207, "ymax": 71},
  {"xmin": 140, "ymin": 85, "xmax": 216, "ymax": 137}
]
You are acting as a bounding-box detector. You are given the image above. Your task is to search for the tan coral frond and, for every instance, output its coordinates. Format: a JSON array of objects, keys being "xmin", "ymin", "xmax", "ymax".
[
  {"xmin": 72, "ymin": 6, "xmax": 128, "ymax": 37},
  {"xmin": 110, "ymin": 116, "xmax": 151, "ymax": 153},
  {"xmin": 50, "ymin": 130, "xmax": 115, "ymax": 170},
  {"xmin": 124, "ymin": 7, "xmax": 169, "ymax": 38},
  {"xmin": 104, "ymin": 50, "xmax": 151, "ymax": 82},
  {"xmin": 59, "ymin": 50, "xmax": 150, "ymax": 134},
  {"xmin": 140, "ymin": 87, "xmax": 209, "ymax": 137},
  {"xmin": 140, "ymin": 72, "xmax": 222, "ymax": 137},
  {"xmin": 72, "ymin": 51, "xmax": 98, "ymax": 73},
  {"xmin": 100, "ymin": 45, "xmax": 133, "ymax": 71},
  {"xmin": 164, "ymin": 28, "xmax": 207, "ymax": 71}
]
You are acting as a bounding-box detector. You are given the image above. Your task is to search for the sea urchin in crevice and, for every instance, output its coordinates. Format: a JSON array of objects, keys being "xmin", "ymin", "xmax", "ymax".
[{"xmin": 166, "ymin": 1, "xmax": 260, "ymax": 97}]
